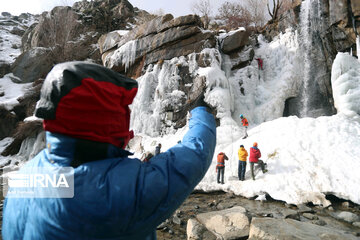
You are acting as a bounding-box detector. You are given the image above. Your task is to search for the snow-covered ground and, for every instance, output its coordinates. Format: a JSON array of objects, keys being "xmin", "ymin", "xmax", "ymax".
[
  {"xmin": 0, "ymin": 74, "xmax": 32, "ymax": 110},
  {"xmin": 0, "ymin": 13, "xmax": 37, "ymax": 64},
  {"xmin": 129, "ymin": 29, "xmax": 360, "ymax": 206}
]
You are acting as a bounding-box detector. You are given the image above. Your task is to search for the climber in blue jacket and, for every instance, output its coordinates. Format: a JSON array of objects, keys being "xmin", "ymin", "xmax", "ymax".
[{"xmin": 2, "ymin": 61, "xmax": 216, "ymax": 240}]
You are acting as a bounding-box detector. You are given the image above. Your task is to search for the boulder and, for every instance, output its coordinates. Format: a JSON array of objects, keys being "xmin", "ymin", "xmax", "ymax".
[
  {"xmin": 353, "ymin": 222, "xmax": 360, "ymax": 228},
  {"xmin": 11, "ymin": 47, "xmax": 54, "ymax": 83},
  {"xmin": 187, "ymin": 218, "xmax": 217, "ymax": 240},
  {"xmin": 333, "ymin": 211, "xmax": 360, "ymax": 223},
  {"xmin": 220, "ymin": 29, "xmax": 250, "ymax": 54},
  {"xmin": 196, "ymin": 206, "xmax": 250, "ymax": 240},
  {"xmin": 249, "ymin": 217, "xmax": 359, "ymax": 240}
]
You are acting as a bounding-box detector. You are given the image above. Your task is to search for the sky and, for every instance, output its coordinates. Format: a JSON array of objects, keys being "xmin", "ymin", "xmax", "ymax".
[{"xmin": 0, "ymin": 0, "xmax": 224, "ymax": 17}]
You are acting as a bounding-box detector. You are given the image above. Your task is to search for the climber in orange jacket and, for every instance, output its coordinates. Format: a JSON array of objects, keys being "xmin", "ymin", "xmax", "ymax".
[
  {"xmin": 216, "ymin": 152, "xmax": 228, "ymax": 184},
  {"xmin": 239, "ymin": 114, "xmax": 249, "ymax": 139}
]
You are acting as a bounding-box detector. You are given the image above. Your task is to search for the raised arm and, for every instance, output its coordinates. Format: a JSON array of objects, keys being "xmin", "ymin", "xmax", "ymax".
[{"xmin": 130, "ymin": 106, "xmax": 216, "ymax": 234}]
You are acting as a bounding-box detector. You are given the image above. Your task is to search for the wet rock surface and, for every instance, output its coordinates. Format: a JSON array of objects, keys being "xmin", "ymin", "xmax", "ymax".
[{"xmin": 156, "ymin": 191, "xmax": 360, "ymax": 240}]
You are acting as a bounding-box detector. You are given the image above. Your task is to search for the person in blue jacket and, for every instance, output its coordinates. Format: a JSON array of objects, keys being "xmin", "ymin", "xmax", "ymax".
[{"xmin": 2, "ymin": 61, "xmax": 216, "ymax": 240}]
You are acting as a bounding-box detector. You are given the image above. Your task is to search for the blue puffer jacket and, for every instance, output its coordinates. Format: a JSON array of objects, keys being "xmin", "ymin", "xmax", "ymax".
[{"xmin": 2, "ymin": 107, "xmax": 216, "ymax": 240}]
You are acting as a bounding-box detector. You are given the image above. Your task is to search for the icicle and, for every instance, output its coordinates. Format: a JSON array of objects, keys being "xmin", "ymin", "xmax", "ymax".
[
  {"xmin": 357, "ymin": 36, "xmax": 360, "ymax": 61},
  {"xmin": 108, "ymin": 40, "xmax": 137, "ymax": 72}
]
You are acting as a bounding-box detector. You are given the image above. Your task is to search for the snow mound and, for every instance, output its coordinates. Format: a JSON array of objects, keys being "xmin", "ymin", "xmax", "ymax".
[{"xmin": 197, "ymin": 114, "xmax": 360, "ymax": 206}]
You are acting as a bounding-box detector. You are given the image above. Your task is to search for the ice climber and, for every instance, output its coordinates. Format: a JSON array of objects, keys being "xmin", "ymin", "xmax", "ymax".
[
  {"xmin": 249, "ymin": 142, "xmax": 268, "ymax": 180},
  {"xmin": 238, "ymin": 145, "xmax": 248, "ymax": 181},
  {"xmin": 2, "ymin": 61, "xmax": 216, "ymax": 240},
  {"xmin": 239, "ymin": 114, "xmax": 249, "ymax": 139},
  {"xmin": 255, "ymin": 57, "xmax": 263, "ymax": 70},
  {"xmin": 216, "ymin": 152, "xmax": 228, "ymax": 184}
]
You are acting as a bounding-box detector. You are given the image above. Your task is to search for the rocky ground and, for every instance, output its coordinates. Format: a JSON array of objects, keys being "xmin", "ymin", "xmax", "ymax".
[
  {"xmin": 157, "ymin": 191, "xmax": 360, "ymax": 239},
  {"xmin": 0, "ymin": 190, "xmax": 359, "ymax": 239}
]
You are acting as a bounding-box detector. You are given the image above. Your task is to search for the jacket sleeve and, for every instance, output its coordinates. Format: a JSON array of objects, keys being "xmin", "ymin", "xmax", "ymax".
[{"xmin": 130, "ymin": 106, "xmax": 216, "ymax": 233}]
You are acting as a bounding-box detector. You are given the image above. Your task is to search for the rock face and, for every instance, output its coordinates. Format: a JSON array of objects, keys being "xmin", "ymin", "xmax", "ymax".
[
  {"xmin": 16, "ymin": 0, "xmax": 140, "ymax": 82},
  {"xmin": 21, "ymin": 6, "xmax": 100, "ymax": 62},
  {"xmin": 101, "ymin": 14, "xmax": 216, "ymax": 77}
]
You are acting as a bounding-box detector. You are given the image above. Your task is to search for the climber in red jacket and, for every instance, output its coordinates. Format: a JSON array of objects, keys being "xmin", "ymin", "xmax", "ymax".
[
  {"xmin": 249, "ymin": 142, "xmax": 267, "ymax": 180},
  {"xmin": 255, "ymin": 57, "xmax": 263, "ymax": 70}
]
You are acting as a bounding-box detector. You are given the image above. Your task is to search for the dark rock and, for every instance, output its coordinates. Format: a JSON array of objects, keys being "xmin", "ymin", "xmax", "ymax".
[
  {"xmin": 0, "ymin": 62, "xmax": 11, "ymax": 78},
  {"xmin": 0, "ymin": 107, "xmax": 18, "ymax": 140},
  {"xmin": 311, "ymin": 219, "xmax": 327, "ymax": 226},
  {"xmin": 11, "ymin": 47, "xmax": 54, "ymax": 83},
  {"xmin": 13, "ymin": 78, "xmax": 43, "ymax": 119},
  {"xmin": 1, "ymin": 12, "xmax": 12, "ymax": 17},
  {"xmin": 229, "ymin": 46, "xmax": 254, "ymax": 70},
  {"xmin": 10, "ymin": 26, "xmax": 25, "ymax": 36}
]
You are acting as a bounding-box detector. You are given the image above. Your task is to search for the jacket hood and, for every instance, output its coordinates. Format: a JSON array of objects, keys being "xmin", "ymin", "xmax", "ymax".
[{"xmin": 35, "ymin": 61, "xmax": 138, "ymax": 148}]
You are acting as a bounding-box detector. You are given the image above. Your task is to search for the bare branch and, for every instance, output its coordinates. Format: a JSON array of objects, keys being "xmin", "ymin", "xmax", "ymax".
[
  {"xmin": 191, "ymin": 0, "xmax": 212, "ymax": 29},
  {"xmin": 267, "ymin": 2, "xmax": 273, "ymax": 18}
]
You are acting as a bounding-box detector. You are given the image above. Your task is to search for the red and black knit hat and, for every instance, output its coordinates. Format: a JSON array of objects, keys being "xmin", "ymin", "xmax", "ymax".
[{"xmin": 35, "ymin": 61, "xmax": 138, "ymax": 149}]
